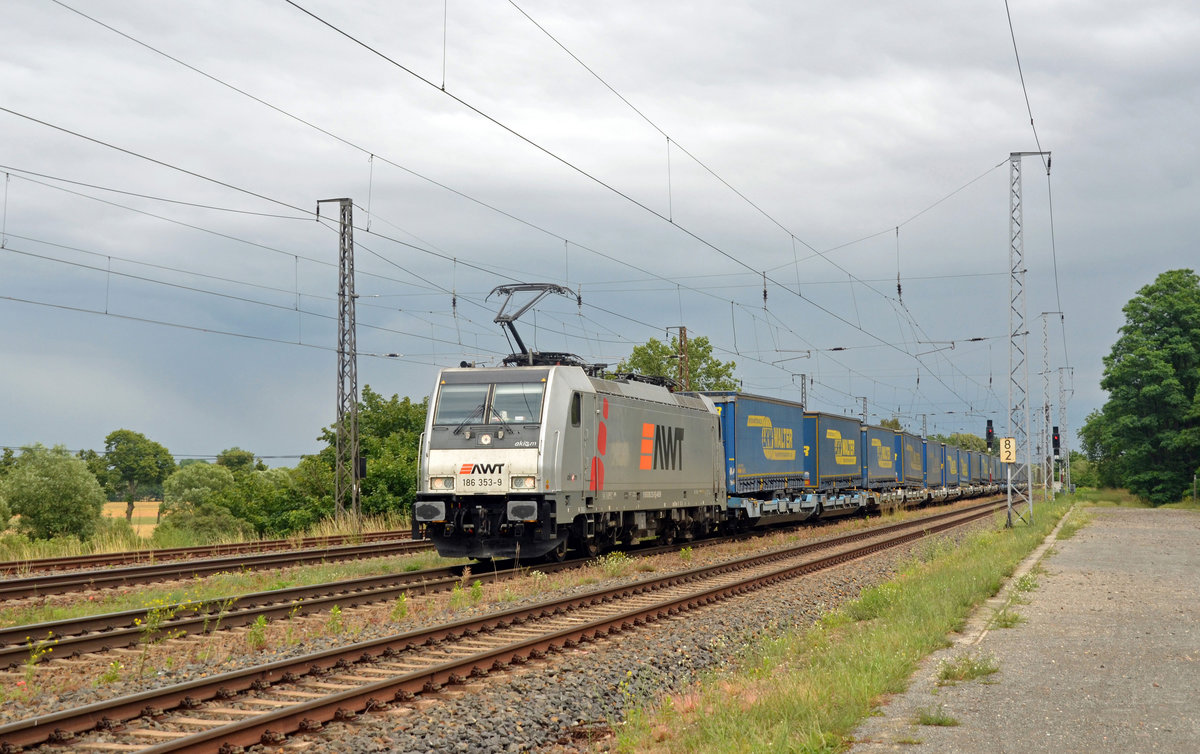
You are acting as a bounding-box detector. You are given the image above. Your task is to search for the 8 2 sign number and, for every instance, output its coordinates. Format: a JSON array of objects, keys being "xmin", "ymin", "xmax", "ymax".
[{"xmin": 999, "ymin": 437, "xmax": 1016, "ymax": 464}]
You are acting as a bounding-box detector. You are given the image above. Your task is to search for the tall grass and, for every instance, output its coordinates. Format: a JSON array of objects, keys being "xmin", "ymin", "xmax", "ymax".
[
  {"xmin": 1070, "ymin": 488, "xmax": 1145, "ymax": 507},
  {"xmin": 1066, "ymin": 487, "xmax": 1200, "ymax": 511},
  {"xmin": 0, "ymin": 510, "xmax": 413, "ymax": 563},
  {"xmin": 617, "ymin": 497, "xmax": 1074, "ymax": 753}
]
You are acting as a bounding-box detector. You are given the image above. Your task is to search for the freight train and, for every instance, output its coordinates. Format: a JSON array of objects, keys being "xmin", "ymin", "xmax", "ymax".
[{"xmin": 412, "ymin": 363, "xmax": 1001, "ymax": 560}]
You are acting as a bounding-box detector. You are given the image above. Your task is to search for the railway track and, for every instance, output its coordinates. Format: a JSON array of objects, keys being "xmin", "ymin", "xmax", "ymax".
[
  {"xmin": 0, "ymin": 499, "xmax": 1003, "ymax": 669},
  {"xmin": 0, "ymin": 538, "xmax": 434, "ymax": 602},
  {"xmin": 0, "ymin": 530, "xmax": 427, "ymax": 577},
  {"xmin": 0, "ymin": 499, "xmax": 1004, "ymax": 751}
]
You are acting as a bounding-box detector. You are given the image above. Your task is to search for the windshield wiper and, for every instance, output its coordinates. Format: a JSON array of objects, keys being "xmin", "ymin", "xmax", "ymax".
[
  {"xmin": 487, "ymin": 405, "xmax": 513, "ymax": 433},
  {"xmin": 453, "ymin": 403, "xmax": 486, "ymax": 436}
]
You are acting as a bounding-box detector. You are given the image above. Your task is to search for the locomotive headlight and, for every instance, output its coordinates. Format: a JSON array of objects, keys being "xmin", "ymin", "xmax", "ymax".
[
  {"xmin": 510, "ymin": 475, "xmax": 536, "ymax": 490},
  {"xmin": 429, "ymin": 476, "xmax": 455, "ymax": 491}
]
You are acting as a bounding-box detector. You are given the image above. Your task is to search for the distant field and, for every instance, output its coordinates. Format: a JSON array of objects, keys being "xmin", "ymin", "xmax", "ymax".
[{"xmin": 102, "ymin": 501, "xmax": 160, "ymax": 536}]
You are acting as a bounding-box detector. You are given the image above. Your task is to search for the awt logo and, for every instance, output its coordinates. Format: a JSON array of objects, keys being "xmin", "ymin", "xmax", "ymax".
[
  {"xmin": 459, "ymin": 463, "xmax": 505, "ymax": 474},
  {"xmin": 639, "ymin": 423, "xmax": 684, "ymax": 470}
]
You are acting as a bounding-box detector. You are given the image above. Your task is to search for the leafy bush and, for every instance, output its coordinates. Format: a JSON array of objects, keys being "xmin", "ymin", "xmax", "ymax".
[
  {"xmin": 1, "ymin": 445, "xmax": 105, "ymax": 539},
  {"xmin": 152, "ymin": 501, "xmax": 253, "ymax": 546}
]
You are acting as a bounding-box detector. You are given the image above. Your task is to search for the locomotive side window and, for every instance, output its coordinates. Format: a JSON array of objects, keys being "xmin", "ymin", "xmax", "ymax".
[
  {"xmin": 433, "ymin": 383, "xmax": 490, "ymax": 424},
  {"xmin": 570, "ymin": 392, "xmax": 581, "ymax": 427},
  {"xmin": 492, "ymin": 383, "xmax": 545, "ymax": 423}
]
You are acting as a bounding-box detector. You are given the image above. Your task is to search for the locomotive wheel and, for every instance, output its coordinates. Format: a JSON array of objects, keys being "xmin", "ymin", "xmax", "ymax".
[
  {"xmin": 575, "ymin": 537, "xmax": 600, "ymax": 558},
  {"xmin": 545, "ymin": 540, "xmax": 569, "ymax": 563},
  {"xmin": 659, "ymin": 523, "xmax": 677, "ymax": 546}
]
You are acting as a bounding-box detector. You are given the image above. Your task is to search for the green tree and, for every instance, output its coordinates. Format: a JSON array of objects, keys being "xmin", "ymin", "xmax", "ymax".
[
  {"xmin": 157, "ymin": 462, "xmax": 250, "ymax": 545},
  {"xmin": 162, "ymin": 462, "xmax": 235, "ymax": 512},
  {"xmin": 614, "ymin": 334, "xmax": 739, "ymax": 391},
  {"xmin": 216, "ymin": 447, "xmax": 259, "ymax": 475},
  {"xmin": 1068, "ymin": 450, "xmax": 1099, "ymax": 488},
  {"xmin": 0, "ymin": 480, "xmax": 9, "ymax": 532},
  {"xmin": 1081, "ymin": 269, "xmax": 1200, "ymax": 504},
  {"xmin": 76, "ymin": 449, "xmax": 114, "ymax": 496},
  {"xmin": 284, "ymin": 455, "xmax": 335, "ymax": 530},
  {"xmin": 317, "ymin": 386, "xmax": 428, "ymax": 520},
  {"xmin": 1, "ymin": 445, "xmax": 105, "ymax": 539},
  {"xmin": 104, "ymin": 429, "xmax": 176, "ymax": 522},
  {"xmin": 929, "ymin": 433, "xmax": 988, "ymax": 453},
  {"xmin": 880, "ymin": 417, "xmax": 903, "ymax": 430},
  {"xmin": 0, "ymin": 448, "xmax": 15, "ymax": 479}
]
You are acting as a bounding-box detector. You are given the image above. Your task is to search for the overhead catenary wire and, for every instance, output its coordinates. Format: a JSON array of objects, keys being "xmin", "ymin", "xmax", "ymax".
[
  {"xmin": 503, "ymin": 0, "xmax": 1006, "ymax": 369},
  {"xmin": 0, "ymin": 106, "xmax": 311, "ymax": 217},
  {"xmin": 282, "ymin": 2, "xmax": 995, "ymax": 413},
  {"xmin": 2, "ymin": 243, "xmax": 506, "ymax": 356},
  {"xmin": 46, "ymin": 0, "xmax": 1006, "ymax": 420},
  {"xmin": 11, "ymin": 3, "xmax": 1008, "ymax": 437}
]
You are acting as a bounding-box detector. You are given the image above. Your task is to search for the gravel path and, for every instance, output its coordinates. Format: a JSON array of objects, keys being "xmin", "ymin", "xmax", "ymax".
[{"xmin": 849, "ymin": 506, "xmax": 1200, "ymax": 753}]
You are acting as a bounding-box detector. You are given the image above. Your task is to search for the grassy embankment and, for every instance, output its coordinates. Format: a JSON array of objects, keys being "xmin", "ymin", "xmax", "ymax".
[
  {"xmin": 615, "ymin": 495, "xmax": 1078, "ymax": 753},
  {"xmin": 1070, "ymin": 486, "xmax": 1200, "ymax": 512}
]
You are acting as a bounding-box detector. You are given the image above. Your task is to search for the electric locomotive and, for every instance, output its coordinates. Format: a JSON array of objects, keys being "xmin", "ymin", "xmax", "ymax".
[{"xmin": 413, "ymin": 364, "xmax": 725, "ymax": 560}]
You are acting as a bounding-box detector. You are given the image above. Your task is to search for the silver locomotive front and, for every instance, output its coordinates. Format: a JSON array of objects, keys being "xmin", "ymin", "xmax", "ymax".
[{"xmin": 414, "ymin": 365, "xmax": 576, "ymax": 559}]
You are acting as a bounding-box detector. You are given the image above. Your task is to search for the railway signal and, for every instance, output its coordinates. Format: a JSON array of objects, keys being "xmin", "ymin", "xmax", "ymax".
[
  {"xmin": 1052, "ymin": 426, "xmax": 1060, "ymax": 456},
  {"xmin": 986, "ymin": 419, "xmax": 994, "ymax": 451}
]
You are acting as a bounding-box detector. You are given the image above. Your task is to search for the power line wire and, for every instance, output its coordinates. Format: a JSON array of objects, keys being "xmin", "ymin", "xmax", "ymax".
[
  {"xmin": 0, "ymin": 106, "xmax": 311, "ymax": 216},
  {"xmin": 54, "ymin": 0, "xmax": 1002, "ymax": 415}
]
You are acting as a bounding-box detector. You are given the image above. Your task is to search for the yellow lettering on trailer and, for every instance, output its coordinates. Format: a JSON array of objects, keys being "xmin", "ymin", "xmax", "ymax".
[
  {"xmin": 826, "ymin": 429, "xmax": 857, "ymax": 466},
  {"xmin": 747, "ymin": 415, "xmax": 796, "ymax": 461}
]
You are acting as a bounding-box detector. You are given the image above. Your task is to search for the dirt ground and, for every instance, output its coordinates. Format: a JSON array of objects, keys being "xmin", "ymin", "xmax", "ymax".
[
  {"xmin": 102, "ymin": 500, "xmax": 160, "ymax": 536},
  {"xmin": 850, "ymin": 506, "xmax": 1200, "ymax": 753}
]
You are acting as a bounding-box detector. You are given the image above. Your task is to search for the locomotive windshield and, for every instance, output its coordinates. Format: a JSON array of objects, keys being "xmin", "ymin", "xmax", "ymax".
[
  {"xmin": 433, "ymin": 381, "xmax": 545, "ymax": 425},
  {"xmin": 433, "ymin": 384, "xmax": 491, "ymax": 424},
  {"xmin": 492, "ymin": 383, "xmax": 544, "ymax": 422}
]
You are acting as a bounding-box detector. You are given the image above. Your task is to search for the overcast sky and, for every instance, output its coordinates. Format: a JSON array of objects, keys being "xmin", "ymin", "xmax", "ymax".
[{"xmin": 2, "ymin": 0, "xmax": 1197, "ymax": 462}]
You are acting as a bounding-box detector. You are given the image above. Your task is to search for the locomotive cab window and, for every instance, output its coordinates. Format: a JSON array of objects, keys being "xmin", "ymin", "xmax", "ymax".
[
  {"xmin": 433, "ymin": 381, "xmax": 546, "ymax": 425},
  {"xmin": 570, "ymin": 392, "xmax": 581, "ymax": 427},
  {"xmin": 492, "ymin": 383, "xmax": 544, "ymax": 423},
  {"xmin": 433, "ymin": 383, "xmax": 490, "ymax": 425}
]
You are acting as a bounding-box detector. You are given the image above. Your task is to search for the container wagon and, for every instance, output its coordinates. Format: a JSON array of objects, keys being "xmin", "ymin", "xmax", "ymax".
[
  {"xmin": 803, "ymin": 411, "xmax": 868, "ymax": 515},
  {"xmin": 862, "ymin": 425, "xmax": 903, "ymax": 506},
  {"xmin": 704, "ymin": 392, "xmax": 812, "ymax": 524}
]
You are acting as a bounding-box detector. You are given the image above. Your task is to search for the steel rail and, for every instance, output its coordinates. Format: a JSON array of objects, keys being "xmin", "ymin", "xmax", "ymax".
[
  {"xmin": 0, "ymin": 539, "xmax": 433, "ymax": 601},
  {"xmin": 0, "ymin": 500, "xmax": 1003, "ymax": 750},
  {"xmin": 0, "ymin": 530, "xmax": 425, "ymax": 576}
]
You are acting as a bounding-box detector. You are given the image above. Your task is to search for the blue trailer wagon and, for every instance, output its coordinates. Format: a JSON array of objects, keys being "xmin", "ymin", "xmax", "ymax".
[
  {"xmin": 704, "ymin": 392, "xmax": 813, "ymax": 525},
  {"xmin": 803, "ymin": 411, "xmax": 868, "ymax": 516}
]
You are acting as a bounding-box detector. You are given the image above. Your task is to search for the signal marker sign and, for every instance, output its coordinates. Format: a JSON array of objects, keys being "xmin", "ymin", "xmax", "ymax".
[{"xmin": 999, "ymin": 437, "xmax": 1016, "ymax": 464}]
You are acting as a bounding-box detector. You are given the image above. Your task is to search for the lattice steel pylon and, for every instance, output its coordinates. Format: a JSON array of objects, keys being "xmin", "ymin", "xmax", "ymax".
[
  {"xmin": 1059, "ymin": 366, "xmax": 1073, "ymax": 490},
  {"xmin": 321, "ymin": 198, "xmax": 359, "ymax": 521},
  {"xmin": 1006, "ymin": 152, "xmax": 1048, "ymax": 526},
  {"xmin": 1040, "ymin": 312, "xmax": 1061, "ymax": 501}
]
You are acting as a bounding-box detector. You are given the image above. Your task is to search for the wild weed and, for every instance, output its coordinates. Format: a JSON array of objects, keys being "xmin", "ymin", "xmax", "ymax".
[{"xmin": 246, "ymin": 615, "xmax": 269, "ymax": 651}]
